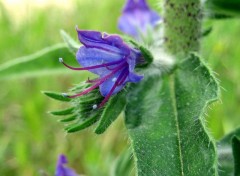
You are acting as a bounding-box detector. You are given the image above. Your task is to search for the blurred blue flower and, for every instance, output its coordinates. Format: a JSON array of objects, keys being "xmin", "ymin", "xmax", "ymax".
[
  {"xmin": 55, "ymin": 154, "xmax": 79, "ymax": 176},
  {"xmin": 60, "ymin": 29, "xmax": 143, "ymax": 108},
  {"xmin": 118, "ymin": 0, "xmax": 160, "ymax": 38}
]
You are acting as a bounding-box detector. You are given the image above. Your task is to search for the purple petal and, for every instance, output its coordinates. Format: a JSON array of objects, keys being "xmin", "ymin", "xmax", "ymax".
[
  {"xmin": 55, "ymin": 154, "xmax": 78, "ymax": 176},
  {"xmin": 76, "ymin": 46, "xmax": 124, "ymax": 76},
  {"xmin": 76, "ymin": 29, "xmax": 130, "ymax": 56}
]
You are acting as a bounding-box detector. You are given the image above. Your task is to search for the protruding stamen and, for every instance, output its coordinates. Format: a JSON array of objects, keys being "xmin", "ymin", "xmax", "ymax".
[
  {"xmin": 67, "ymin": 62, "xmax": 128, "ymax": 99},
  {"xmin": 59, "ymin": 58, "xmax": 124, "ymax": 71}
]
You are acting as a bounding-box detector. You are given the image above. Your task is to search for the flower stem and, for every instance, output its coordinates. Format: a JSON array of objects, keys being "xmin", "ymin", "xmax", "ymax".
[{"xmin": 163, "ymin": 0, "xmax": 202, "ymax": 57}]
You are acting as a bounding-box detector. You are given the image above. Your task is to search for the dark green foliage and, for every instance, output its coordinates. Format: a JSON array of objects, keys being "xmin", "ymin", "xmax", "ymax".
[
  {"xmin": 232, "ymin": 136, "xmax": 240, "ymax": 176},
  {"xmin": 205, "ymin": 0, "xmax": 240, "ymax": 17},
  {"xmin": 125, "ymin": 54, "xmax": 219, "ymax": 175},
  {"xmin": 218, "ymin": 128, "xmax": 240, "ymax": 176}
]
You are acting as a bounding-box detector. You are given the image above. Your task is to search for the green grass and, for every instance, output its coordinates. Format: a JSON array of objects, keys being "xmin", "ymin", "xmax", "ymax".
[{"xmin": 0, "ymin": 0, "xmax": 240, "ymax": 175}]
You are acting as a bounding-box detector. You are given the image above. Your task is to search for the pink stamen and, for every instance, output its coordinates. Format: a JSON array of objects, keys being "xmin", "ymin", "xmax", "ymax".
[
  {"xmin": 67, "ymin": 62, "xmax": 128, "ymax": 98},
  {"xmin": 98, "ymin": 68, "xmax": 128, "ymax": 108},
  {"xmin": 59, "ymin": 58, "xmax": 124, "ymax": 71}
]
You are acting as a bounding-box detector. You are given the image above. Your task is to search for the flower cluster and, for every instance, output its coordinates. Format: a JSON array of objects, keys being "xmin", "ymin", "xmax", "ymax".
[
  {"xmin": 118, "ymin": 0, "xmax": 161, "ymax": 38},
  {"xmin": 55, "ymin": 154, "xmax": 79, "ymax": 176},
  {"xmin": 60, "ymin": 29, "xmax": 144, "ymax": 108}
]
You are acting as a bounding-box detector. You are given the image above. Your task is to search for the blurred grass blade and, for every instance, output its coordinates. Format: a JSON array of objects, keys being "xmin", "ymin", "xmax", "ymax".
[
  {"xmin": 49, "ymin": 107, "xmax": 74, "ymax": 116},
  {"xmin": 60, "ymin": 30, "xmax": 80, "ymax": 54},
  {"xmin": 0, "ymin": 43, "xmax": 77, "ymax": 80},
  {"xmin": 110, "ymin": 149, "xmax": 133, "ymax": 176},
  {"xmin": 42, "ymin": 91, "xmax": 71, "ymax": 102},
  {"xmin": 95, "ymin": 91, "xmax": 126, "ymax": 134},
  {"xmin": 232, "ymin": 136, "xmax": 240, "ymax": 175},
  {"xmin": 125, "ymin": 54, "xmax": 219, "ymax": 175}
]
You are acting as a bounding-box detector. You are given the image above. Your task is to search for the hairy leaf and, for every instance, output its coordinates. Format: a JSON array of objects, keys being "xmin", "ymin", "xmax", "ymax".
[
  {"xmin": 0, "ymin": 44, "xmax": 76, "ymax": 80},
  {"xmin": 125, "ymin": 54, "xmax": 219, "ymax": 175},
  {"xmin": 95, "ymin": 91, "xmax": 126, "ymax": 134}
]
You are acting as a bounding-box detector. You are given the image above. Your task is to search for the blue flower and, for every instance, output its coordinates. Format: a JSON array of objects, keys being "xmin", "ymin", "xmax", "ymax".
[
  {"xmin": 55, "ymin": 154, "xmax": 79, "ymax": 176},
  {"xmin": 118, "ymin": 0, "xmax": 161, "ymax": 38},
  {"xmin": 60, "ymin": 29, "xmax": 143, "ymax": 108}
]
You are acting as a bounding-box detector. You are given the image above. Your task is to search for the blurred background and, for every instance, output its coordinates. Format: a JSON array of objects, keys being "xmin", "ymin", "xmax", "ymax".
[{"xmin": 0, "ymin": 0, "xmax": 239, "ymax": 175}]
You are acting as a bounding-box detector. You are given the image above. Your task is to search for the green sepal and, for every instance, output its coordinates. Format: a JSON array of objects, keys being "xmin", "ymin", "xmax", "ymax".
[
  {"xmin": 232, "ymin": 136, "xmax": 240, "ymax": 176},
  {"xmin": 95, "ymin": 91, "xmax": 127, "ymax": 134},
  {"xmin": 124, "ymin": 38, "xmax": 153, "ymax": 68},
  {"xmin": 58, "ymin": 115, "xmax": 77, "ymax": 123},
  {"xmin": 60, "ymin": 29, "xmax": 80, "ymax": 54},
  {"xmin": 42, "ymin": 91, "xmax": 71, "ymax": 102},
  {"xmin": 49, "ymin": 107, "xmax": 74, "ymax": 116},
  {"xmin": 65, "ymin": 111, "xmax": 101, "ymax": 133}
]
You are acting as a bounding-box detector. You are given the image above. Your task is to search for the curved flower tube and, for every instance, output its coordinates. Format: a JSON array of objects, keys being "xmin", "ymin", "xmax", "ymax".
[
  {"xmin": 118, "ymin": 0, "xmax": 161, "ymax": 38},
  {"xmin": 60, "ymin": 29, "xmax": 144, "ymax": 108}
]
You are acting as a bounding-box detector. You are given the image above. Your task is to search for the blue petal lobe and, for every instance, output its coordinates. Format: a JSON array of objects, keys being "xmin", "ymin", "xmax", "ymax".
[
  {"xmin": 128, "ymin": 72, "xmax": 144, "ymax": 83},
  {"xmin": 76, "ymin": 46, "xmax": 123, "ymax": 76}
]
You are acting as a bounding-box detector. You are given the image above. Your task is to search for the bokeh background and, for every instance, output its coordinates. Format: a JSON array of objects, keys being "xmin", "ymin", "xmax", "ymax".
[{"xmin": 0, "ymin": 0, "xmax": 239, "ymax": 175}]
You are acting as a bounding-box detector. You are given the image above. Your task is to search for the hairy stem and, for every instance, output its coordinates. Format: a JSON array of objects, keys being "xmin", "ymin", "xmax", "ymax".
[{"xmin": 163, "ymin": 0, "xmax": 202, "ymax": 57}]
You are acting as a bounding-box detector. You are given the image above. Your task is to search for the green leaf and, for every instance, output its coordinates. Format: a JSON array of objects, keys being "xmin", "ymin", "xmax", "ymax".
[
  {"xmin": 60, "ymin": 30, "xmax": 80, "ymax": 54},
  {"xmin": 42, "ymin": 91, "xmax": 71, "ymax": 102},
  {"xmin": 95, "ymin": 91, "xmax": 126, "ymax": 134},
  {"xmin": 205, "ymin": 0, "xmax": 240, "ymax": 17},
  {"xmin": 232, "ymin": 136, "xmax": 240, "ymax": 176},
  {"xmin": 218, "ymin": 128, "xmax": 240, "ymax": 176},
  {"xmin": 125, "ymin": 54, "xmax": 219, "ymax": 175},
  {"xmin": 49, "ymin": 107, "xmax": 74, "ymax": 116},
  {"xmin": 0, "ymin": 43, "xmax": 76, "ymax": 80}
]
